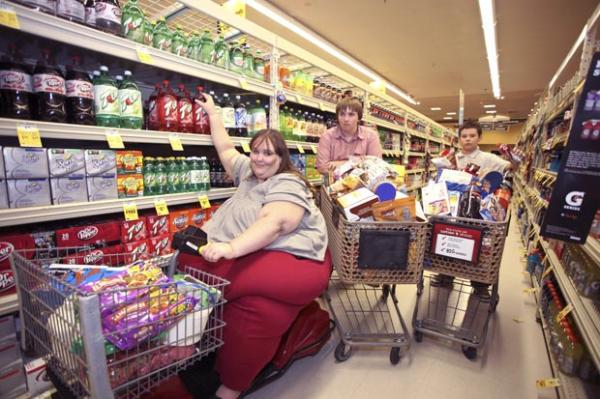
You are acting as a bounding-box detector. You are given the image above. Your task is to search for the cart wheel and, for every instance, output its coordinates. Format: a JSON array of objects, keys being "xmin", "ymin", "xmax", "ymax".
[
  {"xmin": 390, "ymin": 347, "xmax": 401, "ymax": 365},
  {"xmin": 334, "ymin": 341, "xmax": 352, "ymax": 362},
  {"xmin": 414, "ymin": 331, "xmax": 424, "ymax": 343},
  {"xmin": 462, "ymin": 345, "xmax": 477, "ymax": 360},
  {"xmin": 381, "ymin": 284, "xmax": 391, "ymax": 301}
]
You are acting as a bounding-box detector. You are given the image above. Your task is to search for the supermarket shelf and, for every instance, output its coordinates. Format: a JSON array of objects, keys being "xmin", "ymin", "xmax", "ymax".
[
  {"xmin": 0, "ymin": 188, "xmax": 237, "ymax": 227},
  {"xmin": 8, "ymin": 3, "xmax": 274, "ymax": 96},
  {"xmin": 0, "ymin": 293, "xmax": 18, "ymax": 317},
  {"xmin": 545, "ymin": 79, "xmax": 585, "ymax": 123},
  {"xmin": 383, "ymin": 149, "xmax": 403, "ymax": 158},
  {"xmin": 407, "ymin": 128, "xmax": 429, "ymax": 140},
  {"xmin": 535, "ymin": 168, "xmax": 558, "ymax": 178},
  {"xmin": 407, "ymin": 151, "xmax": 426, "ymax": 157},
  {"xmin": 406, "ymin": 168, "xmax": 425, "ymax": 174},
  {"xmin": 282, "ymin": 90, "xmax": 337, "ymax": 113},
  {"xmin": 428, "ymin": 136, "xmax": 443, "ymax": 144},
  {"xmin": 582, "ymin": 237, "xmax": 600, "ymax": 266},
  {"xmin": 364, "ymin": 116, "xmax": 405, "ymax": 134},
  {"xmin": 540, "ymin": 238, "xmax": 600, "ymax": 372}
]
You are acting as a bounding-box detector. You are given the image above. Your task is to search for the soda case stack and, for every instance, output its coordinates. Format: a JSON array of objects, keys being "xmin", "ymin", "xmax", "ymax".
[
  {"xmin": 85, "ymin": 149, "xmax": 118, "ymax": 201},
  {"xmin": 143, "ymin": 156, "xmax": 210, "ymax": 196},
  {"xmin": 48, "ymin": 148, "xmax": 88, "ymax": 205},
  {"xmin": 2, "ymin": 147, "xmax": 51, "ymax": 208}
]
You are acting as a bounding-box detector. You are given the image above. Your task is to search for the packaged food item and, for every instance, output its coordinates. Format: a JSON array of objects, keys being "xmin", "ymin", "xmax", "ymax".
[
  {"xmin": 458, "ymin": 184, "xmax": 483, "ymax": 219},
  {"xmin": 169, "ymin": 209, "xmax": 191, "ymax": 233},
  {"xmin": 116, "ymin": 150, "xmax": 143, "ymax": 174},
  {"xmin": 146, "ymin": 214, "xmax": 169, "ymax": 237},
  {"xmin": 188, "ymin": 208, "xmax": 208, "ymax": 228},
  {"xmin": 123, "ymin": 239, "xmax": 150, "ymax": 263},
  {"xmin": 121, "ymin": 218, "xmax": 147, "ymax": 243},
  {"xmin": 62, "ymin": 244, "xmax": 123, "ymax": 266},
  {"xmin": 7, "ymin": 178, "xmax": 51, "ymax": 208},
  {"xmin": 3, "ymin": 147, "xmax": 49, "ymax": 179},
  {"xmin": 84, "ymin": 149, "xmax": 117, "ymax": 176},
  {"xmin": 47, "ymin": 148, "xmax": 85, "ymax": 177},
  {"xmin": 117, "ymin": 174, "xmax": 144, "ymax": 198},
  {"xmin": 0, "ymin": 242, "xmax": 16, "ymax": 296},
  {"xmin": 336, "ymin": 187, "xmax": 379, "ymax": 222},
  {"xmin": 421, "ymin": 182, "xmax": 450, "ymax": 216},
  {"xmin": 50, "ymin": 176, "xmax": 88, "ymax": 205},
  {"xmin": 149, "ymin": 234, "xmax": 173, "ymax": 256},
  {"xmin": 479, "ymin": 194, "xmax": 506, "ymax": 221},
  {"xmin": 86, "ymin": 175, "xmax": 118, "ymax": 201},
  {"xmin": 56, "ymin": 221, "xmax": 121, "ymax": 247},
  {"xmin": 0, "ymin": 179, "xmax": 7, "ymax": 209},
  {"xmin": 372, "ymin": 197, "xmax": 416, "ymax": 222}
]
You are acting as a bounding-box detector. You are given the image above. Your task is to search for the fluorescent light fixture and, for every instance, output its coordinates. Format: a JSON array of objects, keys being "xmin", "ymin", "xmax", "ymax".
[
  {"xmin": 446, "ymin": 112, "xmax": 457, "ymax": 115},
  {"xmin": 478, "ymin": 0, "xmax": 501, "ymax": 98},
  {"xmin": 430, "ymin": 107, "xmax": 442, "ymax": 111},
  {"xmin": 486, "ymin": 110, "xmax": 497, "ymax": 114},
  {"xmin": 443, "ymin": 117, "xmax": 452, "ymax": 120},
  {"xmin": 549, "ymin": 24, "xmax": 587, "ymax": 88},
  {"xmin": 483, "ymin": 104, "xmax": 496, "ymax": 108},
  {"xmin": 246, "ymin": 0, "xmax": 417, "ymax": 104}
]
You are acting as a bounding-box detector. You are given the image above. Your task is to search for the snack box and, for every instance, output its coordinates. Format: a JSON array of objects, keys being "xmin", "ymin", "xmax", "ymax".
[
  {"xmin": 3, "ymin": 147, "xmax": 48, "ymax": 179},
  {"xmin": 116, "ymin": 150, "xmax": 143, "ymax": 174},
  {"xmin": 47, "ymin": 148, "xmax": 85, "ymax": 177}
]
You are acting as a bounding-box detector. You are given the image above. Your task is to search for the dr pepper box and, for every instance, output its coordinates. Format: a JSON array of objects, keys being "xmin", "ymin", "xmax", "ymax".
[
  {"xmin": 0, "ymin": 234, "xmax": 36, "ymax": 297},
  {"xmin": 56, "ymin": 221, "xmax": 121, "ymax": 247},
  {"xmin": 146, "ymin": 214, "xmax": 169, "ymax": 237},
  {"xmin": 121, "ymin": 218, "xmax": 148, "ymax": 244},
  {"xmin": 62, "ymin": 244, "xmax": 122, "ymax": 266}
]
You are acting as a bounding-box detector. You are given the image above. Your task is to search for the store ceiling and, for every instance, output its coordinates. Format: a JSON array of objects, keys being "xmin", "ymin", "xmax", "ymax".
[{"xmin": 244, "ymin": 0, "xmax": 598, "ymax": 124}]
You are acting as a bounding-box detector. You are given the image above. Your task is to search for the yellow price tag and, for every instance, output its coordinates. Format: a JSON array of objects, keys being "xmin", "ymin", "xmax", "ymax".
[
  {"xmin": 541, "ymin": 265, "xmax": 553, "ymax": 279},
  {"xmin": 394, "ymin": 150, "xmax": 402, "ymax": 157},
  {"xmin": 392, "ymin": 165, "xmax": 406, "ymax": 177},
  {"xmin": 523, "ymin": 287, "xmax": 539, "ymax": 294},
  {"xmin": 0, "ymin": 4, "xmax": 20, "ymax": 29},
  {"xmin": 136, "ymin": 46, "xmax": 154, "ymax": 65},
  {"xmin": 17, "ymin": 125, "xmax": 42, "ymax": 147},
  {"xmin": 238, "ymin": 77, "xmax": 249, "ymax": 90},
  {"xmin": 318, "ymin": 102, "xmax": 324, "ymax": 111},
  {"xmin": 154, "ymin": 199, "xmax": 169, "ymax": 216},
  {"xmin": 198, "ymin": 195, "xmax": 211, "ymax": 209},
  {"xmin": 295, "ymin": 95, "xmax": 303, "ymax": 104},
  {"xmin": 555, "ymin": 303, "xmax": 574, "ymax": 323},
  {"xmin": 169, "ymin": 135, "xmax": 184, "ymax": 151},
  {"xmin": 241, "ymin": 141, "xmax": 251, "ymax": 153},
  {"xmin": 296, "ymin": 143, "xmax": 305, "ymax": 153},
  {"xmin": 123, "ymin": 203, "xmax": 139, "ymax": 221},
  {"xmin": 310, "ymin": 145, "xmax": 318, "ymax": 154},
  {"xmin": 106, "ymin": 130, "xmax": 124, "ymax": 149},
  {"xmin": 536, "ymin": 378, "xmax": 560, "ymax": 389}
]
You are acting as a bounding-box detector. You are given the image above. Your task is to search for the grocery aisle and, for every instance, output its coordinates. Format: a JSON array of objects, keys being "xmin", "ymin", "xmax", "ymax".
[{"xmin": 246, "ymin": 216, "xmax": 557, "ymax": 399}]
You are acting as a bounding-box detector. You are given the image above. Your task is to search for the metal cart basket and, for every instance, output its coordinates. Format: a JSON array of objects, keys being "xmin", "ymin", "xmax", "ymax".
[
  {"xmin": 412, "ymin": 214, "xmax": 510, "ymax": 359},
  {"xmin": 10, "ymin": 247, "xmax": 229, "ymax": 399},
  {"xmin": 320, "ymin": 187, "xmax": 428, "ymax": 364}
]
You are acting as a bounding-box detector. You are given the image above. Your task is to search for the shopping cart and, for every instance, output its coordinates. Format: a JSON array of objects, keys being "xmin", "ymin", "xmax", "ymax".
[
  {"xmin": 320, "ymin": 187, "xmax": 428, "ymax": 364},
  {"xmin": 412, "ymin": 214, "xmax": 509, "ymax": 360},
  {"xmin": 9, "ymin": 247, "xmax": 228, "ymax": 399}
]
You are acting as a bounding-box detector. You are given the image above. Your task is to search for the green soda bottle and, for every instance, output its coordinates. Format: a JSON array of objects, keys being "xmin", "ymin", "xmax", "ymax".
[
  {"xmin": 166, "ymin": 157, "xmax": 181, "ymax": 193},
  {"xmin": 242, "ymin": 44, "xmax": 254, "ymax": 77},
  {"xmin": 213, "ymin": 34, "xmax": 229, "ymax": 69},
  {"xmin": 121, "ymin": 0, "xmax": 145, "ymax": 44},
  {"xmin": 143, "ymin": 18, "xmax": 154, "ymax": 47},
  {"xmin": 188, "ymin": 156, "xmax": 200, "ymax": 191},
  {"xmin": 279, "ymin": 107, "xmax": 288, "ymax": 139},
  {"xmin": 172, "ymin": 25, "xmax": 188, "ymax": 57},
  {"xmin": 118, "ymin": 70, "xmax": 143, "ymax": 129},
  {"xmin": 187, "ymin": 31, "xmax": 201, "ymax": 61},
  {"xmin": 143, "ymin": 156, "xmax": 156, "ymax": 195},
  {"xmin": 229, "ymin": 41, "xmax": 244, "ymax": 74},
  {"xmin": 178, "ymin": 157, "xmax": 190, "ymax": 192},
  {"xmin": 200, "ymin": 156, "xmax": 210, "ymax": 192},
  {"xmin": 155, "ymin": 157, "xmax": 167, "ymax": 195},
  {"xmin": 93, "ymin": 65, "xmax": 120, "ymax": 128},
  {"xmin": 152, "ymin": 17, "xmax": 172, "ymax": 52},
  {"xmin": 254, "ymin": 50, "xmax": 265, "ymax": 81},
  {"xmin": 199, "ymin": 30, "xmax": 214, "ymax": 64}
]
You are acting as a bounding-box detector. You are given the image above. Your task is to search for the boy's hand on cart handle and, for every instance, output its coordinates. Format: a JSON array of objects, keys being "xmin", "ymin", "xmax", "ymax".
[{"xmin": 199, "ymin": 242, "xmax": 236, "ymax": 262}]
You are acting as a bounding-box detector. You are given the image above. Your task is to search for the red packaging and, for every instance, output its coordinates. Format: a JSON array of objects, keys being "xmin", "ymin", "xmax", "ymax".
[
  {"xmin": 169, "ymin": 210, "xmax": 191, "ymax": 233},
  {"xmin": 120, "ymin": 218, "xmax": 148, "ymax": 244},
  {"xmin": 149, "ymin": 234, "xmax": 173, "ymax": 257},
  {"xmin": 188, "ymin": 208, "xmax": 208, "ymax": 228},
  {"xmin": 123, "ymin": 240, "xmax": 151, "ymax": 264},
  {"xmin": 0, "ymin": 242, "xmax": 16, "ymax": 297},
  {"xmin": 56, "ymin": 221, "xmax": 121, "ymax": 248},
  {"xmin": 0, "ymin": 233, "xmax": 36, "ymax": 258},
  {"xmin": 62, "ymin": 244, "xmax": 123, "ymax": 267},
  {"xmin": 146, "ymin": 215, "xmax": 170, "ymax": 237}
]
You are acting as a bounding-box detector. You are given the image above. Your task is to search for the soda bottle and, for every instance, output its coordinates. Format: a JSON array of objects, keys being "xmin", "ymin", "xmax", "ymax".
[
  {"xmin": 147, "ymin": 82, "xmax": 160, "ymax": 130},
  {"xmin": 221, "ymin": 93, "xmax": 236, "ymax": 135},
  {"xmin": 143, "ymin": 18, "xmax": 154, "ymax": 47},
  {"xmin": 242, "ymin": 44, "xmax": 254, "ymax": 77},
  {"xmin": 65, "ymin": 55, "xmax": 94, "ymax": 125},
  {"xmin": 213, "ymin": 34, "xmax": 229, "ymax": 69},
  {"xmin": 187, "ymin": 31, "xmax": 201, "ymax": 61},
  {"xmin": 121, "ymin": 0, "xmax": 145, "ymax": 44},
  {"xmin": 229, "ymin": 41, "xmax": 244, "ymax": 74},
  {"xmin": 152, "ymin": 17, "xmax": 172, "ymax": 52},
  {"xmin": 187, "ymin": 156, "xmax": 199, "ymax": 191},
  {"xmin": 154, "ymin": 156, "xmax": 167, "ymax": 194},
  {"xmin": 118, "ymin": 70, "xmax": 143, "ymax": 129},
  {"xmin": 19, "ymin": 0, "xmax": 55, "ymax": 13},
  {"xmin": 178, "ymin": 157, "xmax": 190, "ymax": 192},
  {"xmin": 0, "ymin": 44, "xmax": 33, "ymax": 120},
  {"xmin": 56, "ymin": 0, "xmax": 85, "ymax": 23},
  {"xmin": 193, "ymin": 85, "xmax": 210, "ymax": 134},
  {"xmin": 199, "ymin": 30, "xmax": 214, "ymax": 64},
  {"xmin": 84, "ymin": 0, "xmax": 96, "ymax": 27},
  {"xmin": 234, "ymin": 95, "xmax": 247, "ymax": 137},
  {"xmin": 93, "ymin": 65, "xmax": 119, "ymax": 127},
  {"xmin": 209, "ymin": 158, "xmax": 218, "ymax": 188},
  {"xmin": 33, "ymin": 49, "xmax": 66, "ymax": 123},
  {"xmin": 249, "ymin": 99, "xmax": 266, "ymax": 137},
  {"xmin": 171, "ymin": 25, "xmax": 188, "ymax": 57},
  {"xmin": 95, "ymin": 0, "xmax": 121, "ymax": 36},
  {"xmin": 210, "ymin": 90, "xmax": 223, "ymax": 121},
  {"xmin": 158, "ymin": 80, "xmax": 178, "ymax": 132},
  {"xmin": 279, "ymin": 107, "xmax": 289, "ymax": 139},
  {"xmin": 142, "ymin": 156, "xmax": 156, "ymax": 195},
  {"xmin": 177, "ymin": 84, "xmax": 194, "ymax": 133},
  {"xmin": 200, "ymin": 156, "xmax": 211, "ymax": 192},
  {"xmin": 254, "ymin": 50, "xmax": 265, "ymax": 81},
  {"xmin": 166, "ymin": 157, "xmax": 181, "ymax": 193}
]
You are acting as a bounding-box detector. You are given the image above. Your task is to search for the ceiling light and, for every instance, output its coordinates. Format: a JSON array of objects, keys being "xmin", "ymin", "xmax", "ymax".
[
  {"xmin": 246, "ymin": 0, "xmax": 417, "ymax": 104},
  {"xmin": 478, "ymin": 0, "xmax": 501, "ymax": 98},
  {"xmin": 430, "ymin": 107, "xmax": 442, "ymax": 111},
  {"xmin": 443, "ymin": 117, "xmax": 452, "ymax": 120},
  {"xmin": 486, "ymin": 110, "xmax": 497, "ymax": 114},
  {"xmin": 550, "ymin": 24, "xmax": 587, "ymax": 88},
  {"xmin": 446, "ymin": 112, "xmax": 457, "ymax": 115},
  {"xmin": 483, "ymin": 104, "xmax": 496, "ymax": 108}
]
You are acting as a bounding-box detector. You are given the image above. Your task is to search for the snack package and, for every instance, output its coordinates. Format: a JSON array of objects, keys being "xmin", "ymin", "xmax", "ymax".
[
  {"xmin": 146, "ymin": 215, "xmax": 170, "ymax": 237},
  {"xmin": 480, "ymin": 194, "xmax": 506, "ymax": 221},
  {"xmin": 121, "ymin": 218, "xmax": 148, "ymax": 244},
  {"xmin": 421, "ymin": 182, "xmax": 450, "ymax": 216},
  {"xmin": 116, "ymin": 150, "xmax": 143, "ymax": 174},
  {"xmin": 372, "ymin": 197, "xmax": 416, "ymax": 222}
]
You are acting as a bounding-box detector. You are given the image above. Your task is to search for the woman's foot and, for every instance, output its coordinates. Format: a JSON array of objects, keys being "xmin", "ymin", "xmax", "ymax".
[{"xmin": 215, "ymin": 384, "xmax": 241, "ymax": 399}]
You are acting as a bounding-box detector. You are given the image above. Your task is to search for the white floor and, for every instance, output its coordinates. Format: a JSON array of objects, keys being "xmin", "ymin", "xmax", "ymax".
[{"xmin": 246, "ymin": 217, "xmax": 558, "ymax": 399}]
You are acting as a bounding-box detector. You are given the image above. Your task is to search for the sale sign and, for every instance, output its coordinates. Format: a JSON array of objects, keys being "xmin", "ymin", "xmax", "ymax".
[{"xmin": 431, "ymin": 222, "xmax": 483, "ymax": 264}]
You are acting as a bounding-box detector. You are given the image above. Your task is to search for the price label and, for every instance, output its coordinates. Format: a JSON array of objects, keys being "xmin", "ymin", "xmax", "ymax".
[
  {"xmin": 296, "ymin": 143, "xmax": 305, "ymax": 153},
  {"xmin": 295, "ymin": 94, "xmax": 303, "ymax": 104},
  {"xmin": 310, "ymin": 145, "xmax": 318, "ymax": 154},
  {"xmin": 106, "ymin": 130, "xmax": 124, "ymax": 149},
  {"xmin": 394, "ymin": 150, "xmax": 402, "ymax": 157},
  {"xmin": 555, "ymin": 303, "xmax": 574, "ymax": 323},
  {"xmin": 154, "ymin": 199, "xmax": 169, "ymax": 216},
  {"xmin": 523, "ymin": 287, "xmax": 539, "ymax": 294},
  {"xmin": 238, "ymin": 77, "xmax": 249, "ymax": 90},
  {"xmin": 541, "ymin": 265, "xmax": 553, "ymax": 279},
  {"xmin": 0, "ymin": 3, "xmax": 19, "ymax": 29},
  {"xmin": 536, "ymin": 378, "xmax": 560, "ymax": 389},
  {"xmin": 318, "ymin": 102, "xmax": 324, "ymax": 111},
  {"xmin": 169, "ymin": 135, "xmax": 184, "ymax": 151},
  {"xmin": 17, "ymin": 125, "xmax": 42, "ymax": 147},
  {"xmin": 123, "ymin": 203, "xmax": 139, "ymax": 221},
  {"xmin": 198, "ymin": 195, "xmax": 211, "ymax": 209},
  {"xmin": 136, "ymin": 46, "xmax": 154, "ymax": 65},
  {"xmin": 241, "ymin": 141, "xmax": 251, "ymax": 153}
]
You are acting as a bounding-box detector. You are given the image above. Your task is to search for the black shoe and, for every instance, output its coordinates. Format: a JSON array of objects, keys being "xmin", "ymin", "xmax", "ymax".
[
  {"xmin": 473, "ymin": 286, "xmax": 491, "ymax": 301},
  {"xmin": 431, "ymin": 274, "xmax": 454, "ymax": 288},
  {"xmin": 180, "ymin": 352, "xmax": 221, "ymax": 399}
]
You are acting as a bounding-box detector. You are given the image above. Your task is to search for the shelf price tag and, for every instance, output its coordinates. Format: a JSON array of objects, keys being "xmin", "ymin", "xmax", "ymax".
[
  {"xmin": 154, "ymin": 199, "xmax": 169, "ymax": 216},
  {"xmin": 310, "ymin": 145, "xmax": 318, "ymax": 154},
  {"xmin": 198, "ymin": 195, "xmax": 211, "ymax": 209},
  {"xmin": 296, "ymin": 143, "xmax": 305, "ymax": 153},
  {"xmin": 555, "ymin": 303, "xmax": 574, "ymax": 323},
  {"xmin": 541, "ymin": 265, "xmax": 554, "ymax": 279},
  {"xmin": 536, "ymin": 378, "xmax": 560, "ymax": 389},
  {"xmin": 238, "ymin": 77, "xmax": 249, "ymax": 90},
  {"xmin": 318, "ymin": 102, "xmax": 324, "ymax": 111},
  {"xmin": 136, "ymin": 46, "xmax": 154, "ymax": 65},
  {"xmin": 241, "ymin": 141, "xmax": 251, "ymax": 153},
  {"xmin": 295, "ymin": 94, "xmax": 303, "ymax": 104},
  {"xmin": 0, "ymin": 3, "xmax": 20, "ymax": 29},
  {"xmin": 123, "ymin": 203, "xmax": 139, "ymax": 221},
  {"xmin": 17, "ymin": 125, "xmax": 42, "ymax": 147},
  {"xmin": 523, "ymin": 287, "xmax": 539, "ymax": 294},
  {"xmin": 106, "ymin": 130, "xmax": 124, "ymax": 149},
  {"xmin": 169, "ymin": 135, "xmax": 184, "ymax": 151}
]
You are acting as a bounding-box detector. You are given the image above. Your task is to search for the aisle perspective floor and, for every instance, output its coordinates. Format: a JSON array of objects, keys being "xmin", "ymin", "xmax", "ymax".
[{"xmin": 246, "ymin": 217, "xmax": 558, "ymax": 399}]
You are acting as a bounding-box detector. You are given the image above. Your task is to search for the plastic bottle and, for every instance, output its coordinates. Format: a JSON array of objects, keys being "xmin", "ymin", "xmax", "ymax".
[
  {"xmin": 142, "ymin": 156, "xmax": 156, "ymax": 195},
  {"xmin": 0, "ymin": 44, "xmax": 33, "ymax": 120},
  {"xmin": 65, "ymin": 55, "xmax": 94, "ymax": 125},
  {"xmin": 147, "ymin": 82, "xmax": 160, "ymax": 130},
  {"xmin": 200, "ymin": 156, "xmax": 210, "ymax": 192},
  {"xmin": 33, "ymin": 49, "xmax": 66, "ymax": 123},
  {"xmin": 158, "ymin": 80, "xmax": 178, "ymax": 132},
  {"xmin": 210, "ymin": 90, "xmax": 222, "ymax": 121},
  {"xmin": 152, "ymin": 17, "xmax": 172, "ymax": 52},
  {"xmin": 121, "ymin": 0, "xmax": 145, "ymax": 44},
  {"xmin": 234, "ymin": 95, "xmax": 247, "ymax": 137},
  {"xmin": 95, "ymin": 0, "xmax": 121, "ymax": 35},
  {"xmin": 221, "ymin": 93, "xmax": 236, "ymax": 135},
  {"xmin": 143, "ymin": 18, "xmax": 154, "ymax": 47},
  {"xmin": 171, "ymin": 25, "xmax": 188, "ymax": 57},
  {"xmin": 166, "ymin": 156, "xmax": 181, "ymax": 193},
  {"xmin": 242, "ymin": 44, "xmax": 254, "ymax": 77},
  {"xmin": 187, "ymin": 31, "xmax": 201, "ymax": 61},
  {"xmin": 285, "ymin": 107, "xmax": 295, "ymax": 139},
  {"xmin": 213, "ymin": 34, "xmax": 229, "ymax": 69},
  {"xmin": 56, "ymin": 0, "xmax": 86, "ymax": 23},
  {"xmin": 154, "ymin": 156, "xmax": 167, "ymax": 194},
  {"xmin": 84, "ymin": 0, "xmax": 96, "ymax": 27},
  {"xmin": 178, "ymin": 156, "xmax": 190, "ymax": 192},
  {"xmin": 188, "ymin": 156, "xmax": 200, "ymax": 191},
  {"xmin": 254, "ymin": 50, "xmax": 265, "ymax": 81},
  {"xmin": 279, "ymin": 107, "xmax": 289, "ymax": 139},
  {"xmin": 229, "ymin": 41, "xmax": 244, "ymax": 74},
  {"xmin": 193, "ymin": 85, "xmax": 210, "ymax": 134},
  {"xmin": 177, "ymin": 84, "xmax": 194, "ymax": 133},
  {"xmin": 93, "ymin": 65, "xmax": 119, "ymax": 127},
  {"xmin": 118, "ymin": 70, "xmax": 143, "ymax": 129},
  {"xmin": 209, "ymin": 158, "xmax": 218, "ymax": 188},
  {"xmin": 249, "ymin": 99, "xmax": 267, "ymax": 136},
  {"xmin": 199, "ymin": 30, "xmax": 214, "ymax": 64}
]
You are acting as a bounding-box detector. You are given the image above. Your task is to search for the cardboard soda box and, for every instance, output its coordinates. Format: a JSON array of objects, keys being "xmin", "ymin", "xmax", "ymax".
[
  {"xmin": 149, "ymin": 234, "xmax": 173, "ymax": 256},
  {"xmin": 146, "ymin": 214, "xmax": 170, "ymax": 237},
  {"xmin": 120, "ymin": 217, "xmax": 148, "ymax": 243},
  {"xmin": 56, "ymin": 221, "xmax": 121, "ymax": 247},
  {"xmin": 62, "ymin": 244, "xmax": 123, "ymax": 266},
  {"xmin": 169, "ymin": 210, "xmax": 191, "ymax": 233}
]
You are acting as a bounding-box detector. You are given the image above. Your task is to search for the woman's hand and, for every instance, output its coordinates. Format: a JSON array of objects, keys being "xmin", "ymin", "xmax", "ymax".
[
  {"xmin": 200, "ymin": 242, "xmax": 236, "ymax": 262},
  {"xmin": 194, "ymin": 93, "xmax": 217, "ymax": 116}
]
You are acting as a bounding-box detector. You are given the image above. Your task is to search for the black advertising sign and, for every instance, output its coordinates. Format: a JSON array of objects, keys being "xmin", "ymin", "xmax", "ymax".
[{"xmin": 540, "ymin": 52, "xmax": 600, "ymax": 243}]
